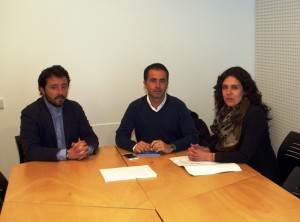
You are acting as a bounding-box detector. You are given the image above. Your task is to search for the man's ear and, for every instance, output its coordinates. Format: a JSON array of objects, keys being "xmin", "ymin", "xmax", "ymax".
[{"xmin": 39, "ymin": 87, "xmax": 45, "ymax": 95}]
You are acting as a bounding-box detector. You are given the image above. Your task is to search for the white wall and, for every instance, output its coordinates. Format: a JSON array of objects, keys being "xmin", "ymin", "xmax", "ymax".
[
  {"xmin": 0, "ymin": 0, "xmax": 255, "ymax": 178},
  {"xmin": 255, "ymin": 0, "xmax": 300, "ymax": 153}
]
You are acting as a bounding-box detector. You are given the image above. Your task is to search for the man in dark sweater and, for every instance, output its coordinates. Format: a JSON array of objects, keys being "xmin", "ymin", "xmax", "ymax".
[{"xmin": 115, "ymin": 63, "xmax": 198, "ymax": 154}]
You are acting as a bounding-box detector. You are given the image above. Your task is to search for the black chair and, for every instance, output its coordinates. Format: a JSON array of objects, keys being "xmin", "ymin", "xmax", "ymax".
[
  {"xmin": 15, "ymin": 135, "xmax": 25, "ymax": 163},
  {"xmin": 0, "ymin": 171, "xmax": 8, "ymax": 213},
  {"xmin": 189, "ymin": 110, "xmax": 211, "ymax": 146},
  {"xmin": 282, "ymin": 166, "xmax": 300, "ymax": 198},
  {"xmin": 277, "ymin": 131, "xmax": 300, "ymax": 184}
]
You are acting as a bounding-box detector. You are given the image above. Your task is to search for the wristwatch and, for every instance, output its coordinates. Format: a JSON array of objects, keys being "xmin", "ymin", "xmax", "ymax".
[
  {"xmin": 66, "ymin": 150, "xmax": 69, "ymax": 160},
  {"xmin": 169, "ymin": 144, "xmax": 177, "ymax": 153}
]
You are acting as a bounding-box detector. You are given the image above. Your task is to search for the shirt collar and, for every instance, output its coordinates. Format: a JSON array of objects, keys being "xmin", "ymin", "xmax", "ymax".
[{"xmin": 146, "ymin": 94, "xmax": 167, "ymax": 112}]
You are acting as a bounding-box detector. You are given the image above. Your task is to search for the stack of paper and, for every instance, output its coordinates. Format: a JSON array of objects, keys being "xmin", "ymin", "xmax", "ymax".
[
  {"xmin": 169, "ymin": 156, "xmax": 241, "ymax": 176},
  {"xmin": 100, "ymin": 165, "xmax": 157, "ymax": 182}
]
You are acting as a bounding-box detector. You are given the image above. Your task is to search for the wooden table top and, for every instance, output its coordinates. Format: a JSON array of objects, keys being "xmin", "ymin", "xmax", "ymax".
[
  {"xmin": 117, "ymin": 147, "xmax": 259, "ymax": 206},
  {"xmin": 117, "ymin": 147, "xmax": 300, "ymax": 221},
  {"xmin": 0, "ymin": 202, "xmax": 161, "ymax": 222},
  {"xmin": 5, "ymin": 146, "xmax": 154, "ymax": 209},
  {"xmin": 2, "ymin": 145, "xmax": 300, "ymax": 222},
  {"xmin": 155, "ymin": 174, "xmax": 300, "ymax": 221}
]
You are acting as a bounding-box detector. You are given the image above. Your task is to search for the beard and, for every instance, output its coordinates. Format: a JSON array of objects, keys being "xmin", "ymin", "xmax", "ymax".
[{"xmin": 44, "ymin": 95, "xmax": 66, "ymax": 107}]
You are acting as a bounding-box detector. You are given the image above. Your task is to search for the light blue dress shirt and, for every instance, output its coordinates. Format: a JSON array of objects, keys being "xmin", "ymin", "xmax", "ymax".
[{"xmin": 44, "ymin": 98, "xmax": 94, "ymax": 161}]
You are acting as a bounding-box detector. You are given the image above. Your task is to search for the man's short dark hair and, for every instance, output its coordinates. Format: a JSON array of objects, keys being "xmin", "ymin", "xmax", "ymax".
[
  {"xmin": 38, "ymin": 65, "xmax": 71, "ymax": 89},
  {"xmin": 144, "ymin": 63, "xmax": 169, "ymax": 81}
]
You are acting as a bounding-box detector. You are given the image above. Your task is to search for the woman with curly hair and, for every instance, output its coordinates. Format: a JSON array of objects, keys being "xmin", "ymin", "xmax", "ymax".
[{"xmin": 188, "ymin": 66, "xmax": 280, "ymax": 183}]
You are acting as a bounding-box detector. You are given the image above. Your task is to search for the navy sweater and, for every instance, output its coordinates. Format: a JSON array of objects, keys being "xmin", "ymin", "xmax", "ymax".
[{"xmin": 116, "ymin": 95, "xmax": 198, "ymax": 152}]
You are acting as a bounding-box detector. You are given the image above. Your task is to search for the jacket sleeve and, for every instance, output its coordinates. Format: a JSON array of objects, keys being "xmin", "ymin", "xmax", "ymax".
[
  {"xmin": 73, "ymin": 103, "xmax": 99, "ymax": 153},
  {"xmin": 20, "ymin": 104, "xmax": 59, "ymax": 162}
]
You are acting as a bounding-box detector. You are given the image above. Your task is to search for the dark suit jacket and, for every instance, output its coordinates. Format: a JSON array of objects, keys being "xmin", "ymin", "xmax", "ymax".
[{"xmin": 20, "ymin": 97, "xmax": 99, "ymax": 162}]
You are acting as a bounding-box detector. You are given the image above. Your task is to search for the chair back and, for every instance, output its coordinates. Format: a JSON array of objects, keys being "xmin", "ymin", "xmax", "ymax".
[
  {"xmin": 15, "ymin": 135, "xmax": 25, "ymax": 163},
  {"xmin": 277, "ymin": 131, "xmax": 300, "ymax": 183},
  {"xmin": 189, "ymin": 110, "xmax": 211, "ymax": 146},
  {"xmin": 0, "ymin": 171, "xmax": 8, "ymax": 212},
  {"xmin": 282, "ymin": 166, "xmax": 300, "ymax": 198}
]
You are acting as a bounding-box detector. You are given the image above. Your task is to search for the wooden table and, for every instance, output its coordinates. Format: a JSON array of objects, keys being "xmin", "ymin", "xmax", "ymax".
[
  {"xmin": 117, "ymin": 147, "xmax": 259, "ymax": 205},
  {"xmin": 4, "ymin": 146, "xmax": 153, "ymax": 209},
  {"xmin": 117, "ymin": 147, "xmax": 300, "ymax": 221},
  {"xmin": 154, "ymin": 174, "xmax": 300, "ymax": 221},
  {"xmin": 0, "ymin": 202, "xmax": 160, "ymax": 222},
  {"xmin": 1, "ymin": 146, "xmax": 159, "ymax": 221},
  {"xmin": 1, "ymin": 145, "xmax": 300, "ymax": 221}
]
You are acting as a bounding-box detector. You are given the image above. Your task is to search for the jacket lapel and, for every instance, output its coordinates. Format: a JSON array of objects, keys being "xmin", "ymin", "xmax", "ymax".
[{"xmin": 38, "ymin": 98, "xmax": 58, "ymax": 146}]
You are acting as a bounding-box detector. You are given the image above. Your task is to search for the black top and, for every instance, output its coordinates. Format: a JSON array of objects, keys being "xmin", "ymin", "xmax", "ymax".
[{"xmin": 211, "ymin": 104, "xmax": 280, "ymax": 183}]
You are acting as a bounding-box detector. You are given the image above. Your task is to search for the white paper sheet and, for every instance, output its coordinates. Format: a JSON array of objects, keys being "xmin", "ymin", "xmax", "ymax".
[
  {"xmin": 100, "ymin": 165, "xmax": 157, "ymax": 182},
  {"xmin": 169, "ymin": 156, "xmax": 242, "ymax": 176}
]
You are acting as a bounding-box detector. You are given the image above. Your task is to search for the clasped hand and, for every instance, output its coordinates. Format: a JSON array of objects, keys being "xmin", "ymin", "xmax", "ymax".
[
  {"xmin": 134, "ymin": 140, "xmax": 171, "ymax": 153},
  {"xmin": 68, "ymin": 140, "xmax": 89, "ymax": 160},
  {"xmin": 187, "ymin": 144, "xmax": 210, "ymax": 161}
]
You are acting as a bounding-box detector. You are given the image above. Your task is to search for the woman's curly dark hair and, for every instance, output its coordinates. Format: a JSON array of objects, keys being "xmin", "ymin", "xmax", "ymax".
[{"xmin": 213, "ymin": 66, "xmax": 271, "ymax": 119}]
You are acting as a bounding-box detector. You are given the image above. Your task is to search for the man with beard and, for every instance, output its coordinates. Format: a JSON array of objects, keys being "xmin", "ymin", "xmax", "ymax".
[
  {"xmin": 116, "ymin": 63, "xmax": 198, "ymax": 154},
  {"xmin": 20, "ymin": 65, "xmax": 99, "ymax": 162}
]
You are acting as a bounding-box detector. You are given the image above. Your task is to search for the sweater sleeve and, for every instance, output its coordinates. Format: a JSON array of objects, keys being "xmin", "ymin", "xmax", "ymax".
[
  {"xmin": 171, "ymin": 105, "xmax": 199, "ymax": 151},
  {"xmin": 115, "ymin": 103, "xmax": 137, "ymax": 151}
]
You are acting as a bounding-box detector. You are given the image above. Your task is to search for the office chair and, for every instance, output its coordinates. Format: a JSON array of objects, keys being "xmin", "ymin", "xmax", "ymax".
[
  {"xmin": 277, "ymin": 131, "xmax": 300, "ymax": 184},
  {"xmin": 189, "ymin": 110, "xmax": 211, "ymax": 146},
  {"xmin": 0, "ymin": 171, "xmax": 8, "ymax": 213},
  {"xmin": 282, "ymin": 166, "xmax": 300, "ymax": 198},
  {"xmin": 15, "ymin": 135, "xmax": 25, "ymax": 163}
]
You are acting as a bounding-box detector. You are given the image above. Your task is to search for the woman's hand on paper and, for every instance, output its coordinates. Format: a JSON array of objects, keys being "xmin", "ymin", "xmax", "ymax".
[{"xmin": 187, "ymin": 144, "xmax": 212, "ymax": 161}]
